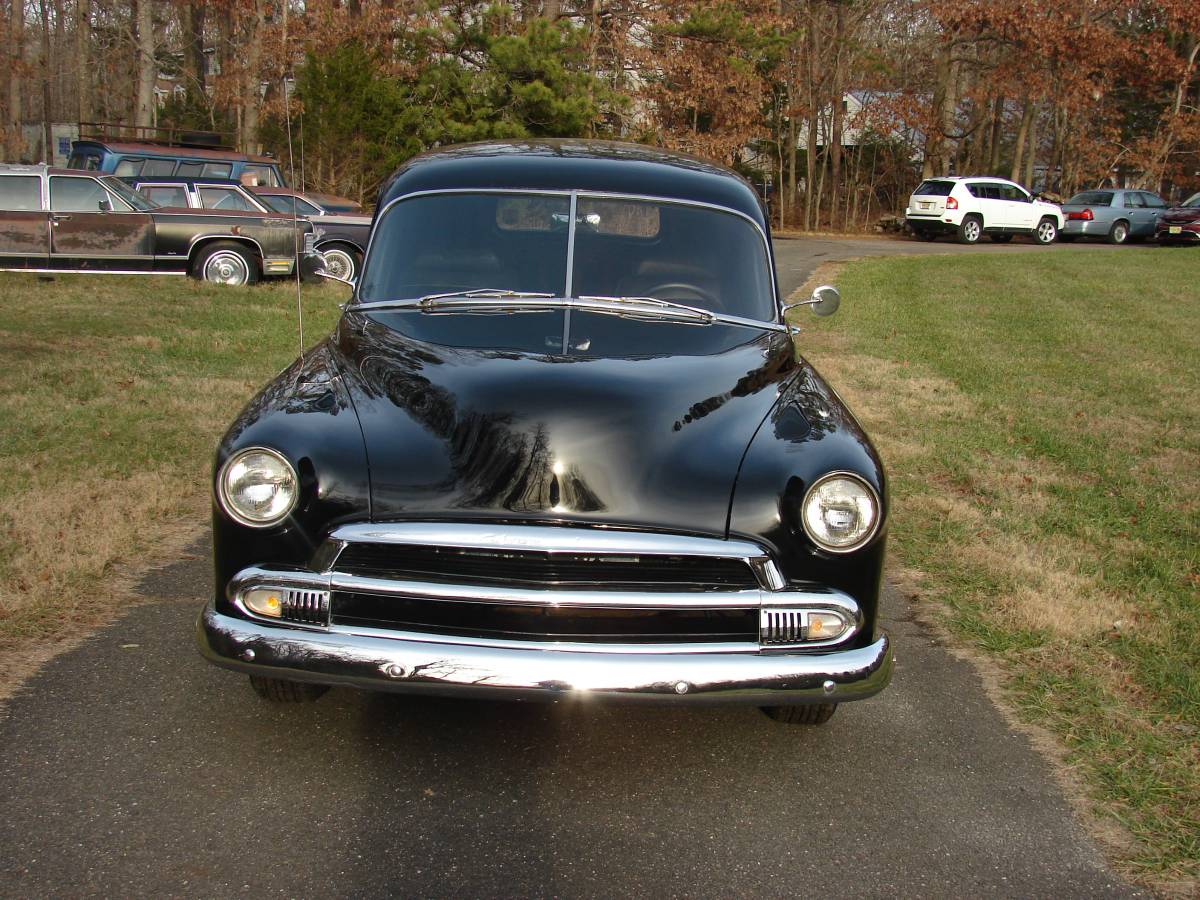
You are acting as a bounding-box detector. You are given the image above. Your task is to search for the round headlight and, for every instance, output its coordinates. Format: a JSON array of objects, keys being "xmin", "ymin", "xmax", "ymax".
[
  {"xmin": 217, "ymin": 447, "xmax": 299, "ymax": 527},
  {"xmin": 801, "ymin": 473, "xmax": 880, "ymax": 553}
]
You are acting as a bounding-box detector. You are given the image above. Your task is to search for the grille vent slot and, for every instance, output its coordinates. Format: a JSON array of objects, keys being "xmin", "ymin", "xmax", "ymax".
[
  {"xmin": 760, "ymin": 608, "xmax": 808, "ymax": 645},
  {"xmin": 281, "ymin": 589, "xmax": 330, "ymax": 625}
]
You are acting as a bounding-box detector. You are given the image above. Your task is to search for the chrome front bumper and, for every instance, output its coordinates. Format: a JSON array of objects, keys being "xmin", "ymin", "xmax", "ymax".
[{"xmin": 198, "ymin": 602, "xmax": 893, "ymax": 706}]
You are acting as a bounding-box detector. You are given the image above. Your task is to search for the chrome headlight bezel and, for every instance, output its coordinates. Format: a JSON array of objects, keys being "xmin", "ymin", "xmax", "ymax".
[
  {"xmin": 800, "ymin": 471, "xmax": 882, "ymax": 554},
  {"xmin": 216, "ymin": 446, "xmax": 299, "ymax": 529}
]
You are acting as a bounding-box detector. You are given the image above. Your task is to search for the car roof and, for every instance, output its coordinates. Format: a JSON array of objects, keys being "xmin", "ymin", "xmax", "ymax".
[
  {"xmin": 0, "ymin": 163, "xmax": 99, "ymax": 177},
  {"xmin": 378, "ymin": 140, "xmax": 768, "ymax": 227},
  {"xmin": 71, "ymin": 139, "xmax": 277, "ymax": 165}
]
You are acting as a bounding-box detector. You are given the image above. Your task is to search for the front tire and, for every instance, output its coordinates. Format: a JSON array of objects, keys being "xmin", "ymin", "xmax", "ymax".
[
  {"xmin": 957, "ymin": 215, "xmax": 983, "ymax": 244},
  {"xmin": 1107, "ymin": 220, "xmax": 1130, "ymax": 245},
  {"xmin": 1035, "ymin": 217, "xmax": 1058, "ymax": 245},
  {"xmin": 760, "ymin": 703, "xmax": 838, "ymax": 725},
  {"xmin": 249, "ymin": 675, "xmax": 328, "ymax": 703},
  {"xmin": 193, "ymin": 241, "xmax": 260, "ymax": 286}
]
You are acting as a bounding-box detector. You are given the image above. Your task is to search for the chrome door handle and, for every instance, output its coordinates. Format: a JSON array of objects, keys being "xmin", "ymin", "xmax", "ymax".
[{"xmin": 52, "ymin": 214, "xmax": 72, "ymax": 222}]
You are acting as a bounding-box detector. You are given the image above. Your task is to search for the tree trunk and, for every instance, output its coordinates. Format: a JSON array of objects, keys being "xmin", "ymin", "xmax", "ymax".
[
  {"xmin": 1022, "ymin": 101, "xmax": 1039, "ymax": 188},
  {"xmin": 987, "ymin": 94, "xmax": 1004, "ymax": 174},
  {"xmin": 803, "ymin": 0, "xmax": 818, "ymax": 230},
  {"xmin": 38, "ymin": 0, "xmax": 51, "ymax": 162},
  {"xmin": 8, "ymin": 0, "xmax": 24, "ymax": 160},
  {"xmin": 1010, "ymin": 97, "xmax": 1033, "ymax": 183},
  {"xmin": 241, "ymin": 0, "xmax": 266, "ymax": 153},
  {"xmin": 76, "ymin": 0, "xmax": 90, "ymax": 123},
  {"xmin": 786, "ymin": 106, "xmax": 797, "ymax": 226},
  {"xmin": 182, "ymin": 0, "xmax": 206, "ymax": 95},
  {"xmin": 828, "ymin": 1, "xmax": 844, "ymax": 229},
  {"xmin": 134, "ymin": 0, "xmax": 156, "ymax": 129}
]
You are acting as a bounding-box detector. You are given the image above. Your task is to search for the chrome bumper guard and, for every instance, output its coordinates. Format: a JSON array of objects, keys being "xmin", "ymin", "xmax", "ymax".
[{"xmin": 197, "ymin": 602, "xmax": 892, "ymax": 706}]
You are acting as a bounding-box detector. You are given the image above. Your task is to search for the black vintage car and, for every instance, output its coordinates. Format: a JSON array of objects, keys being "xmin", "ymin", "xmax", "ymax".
[
  {"xmin": 197, "ymin": 141, "xmax": 893, "ymax": 725},
  {"xmin": 0, "ymin": 164, "xmax": 316, "ymax": 284}
]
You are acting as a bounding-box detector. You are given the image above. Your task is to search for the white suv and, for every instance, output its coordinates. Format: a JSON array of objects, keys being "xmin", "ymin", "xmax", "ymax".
[{"xmin": 905, "ymin": 177, "xmax": 1063, "ymax": 245}]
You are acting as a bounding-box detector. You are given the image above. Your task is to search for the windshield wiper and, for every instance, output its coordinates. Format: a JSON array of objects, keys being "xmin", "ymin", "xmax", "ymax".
[
  {"xmin": 418, "ymin": 288, "xmax": 555, "ymax": 303},
  {"xmin": 575, "ymin": 294, "xmax": 714, "ymax": 323}
]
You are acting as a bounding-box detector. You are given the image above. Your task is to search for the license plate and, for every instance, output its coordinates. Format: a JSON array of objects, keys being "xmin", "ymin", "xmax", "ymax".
[
  {"xmin": 919, "ymin": 202, "xmax": 932, "ymax": 209},
  {"xmin": 1169, "ymin": 226, "xmax": 1182, "ymax": 234}
]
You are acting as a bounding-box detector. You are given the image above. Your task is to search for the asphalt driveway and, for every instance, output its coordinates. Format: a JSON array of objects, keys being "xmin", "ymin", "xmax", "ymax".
[{"xmin": 0, "ymin": 237, "xmax": 1142, "ymax": 898}]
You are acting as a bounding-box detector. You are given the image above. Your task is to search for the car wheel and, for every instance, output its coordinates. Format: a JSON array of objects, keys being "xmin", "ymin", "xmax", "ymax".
[
  {"xmin": 320, "ymin": 245, "xmax": 361, "ymax": 281},
  {"xmin": 760, "ymin": 703, "xmax": 837, "ymax": 725},
  {"xmin": 957, "ymin": 215, "xmax": 983, "ymax": 244},
  {"xmin": 1108, "ymin": 220, "xmax": 1130, "ymax": 244},
  {"xmin": 194, "ymin": 241, "xmax": 260, "ymax": 286},
  {"xmin": 1035, "ymin": 217, "xmax": 1058, "ymax": 245},
  {"xmin": 989, "ymin": 233, "xmax": 1014, "ymax": 243},
  {"xmin": 249, "ymin": 675, "xmax": 329, "ymax": 703}
]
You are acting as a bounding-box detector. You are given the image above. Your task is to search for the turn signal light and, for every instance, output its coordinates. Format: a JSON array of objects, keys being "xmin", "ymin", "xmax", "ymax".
[{"xmin": 243, "ymin": 588, "xmax": 283, "ymax": 618}]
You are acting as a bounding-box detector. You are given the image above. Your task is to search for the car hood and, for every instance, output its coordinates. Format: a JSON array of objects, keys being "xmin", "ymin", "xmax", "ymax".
[
  {"xmin": 1160, "ymin": 207, "xmax": 1200, "ymax": 224},
  {"xmin": 332, "ymin": 311, "xmax": 797, "ymax": 536}
]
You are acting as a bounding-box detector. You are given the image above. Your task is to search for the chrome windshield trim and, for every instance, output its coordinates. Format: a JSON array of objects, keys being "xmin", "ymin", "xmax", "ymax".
[
  {"xmin": 355, "ymin": 187, "xmax": 782, "ymax": 324},
  {"xmin": 326, "ymin": 522, "xmax": 772, "ymax": 561}
]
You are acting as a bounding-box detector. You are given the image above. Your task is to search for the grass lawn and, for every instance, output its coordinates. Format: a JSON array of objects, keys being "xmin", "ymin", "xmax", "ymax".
[
  {"xmin": 0, "ymin": 275, "xmax": 341, "ymax": 660},
  {"xmin": 0, "ymin": 252, "xmax": 1195, "ymax": 887},
  {"xmin": 798, "ymin": 249, "xmax": 1198, "ymax": 888}
]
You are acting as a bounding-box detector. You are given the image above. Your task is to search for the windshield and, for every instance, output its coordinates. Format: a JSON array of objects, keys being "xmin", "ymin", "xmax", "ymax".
[
  {"xmin": 1183, "ymin": 193, "xmax": 1200, "ymax": 208},
  {"xmin": 358, "ymin": 191, "xmax": 775, "ymax": 322},
  {"xmin": 101, "ymin": 175, "xmax": 159, "ymax": 211}
]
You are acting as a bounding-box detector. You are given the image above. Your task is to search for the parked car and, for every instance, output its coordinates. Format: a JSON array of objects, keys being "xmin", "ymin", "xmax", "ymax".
[
  {"xmin": 197, "ymin": 140, "xmax": 894, "ymax": 725},
  {"xmin": 69, "ymin": 135, "xmax": 287, "ymax": 187},
  {"xmin": 905, "ymin": 176, "xmax": 1063, "ymax": 244},
  {"xmin": 1155, "ymin": 192, "xmax": 1200, "ymax": 244},
  {"xmin": 127, "ymin": 177, "xmax": 371, "ymax": 282},
  {"xmin": 1058, "ymin": 189, "xmax": 1167, "ymax": 243},
  {"xmin": 247, "ymin": 187, "xmax": 371, "ymax": 281},
  {"xmin": 0, "ymin": 164, "xmax": 317, "ymax": 284}
]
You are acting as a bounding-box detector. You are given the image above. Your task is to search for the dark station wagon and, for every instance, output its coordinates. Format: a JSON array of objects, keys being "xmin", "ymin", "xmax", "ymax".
[
  {"xmin": 197, "ymin": 140, "xmax": 894, "ymax": 725},
  {"xmin": 0, "ymin": 164, "xmax": 317, "ymax": 284}
]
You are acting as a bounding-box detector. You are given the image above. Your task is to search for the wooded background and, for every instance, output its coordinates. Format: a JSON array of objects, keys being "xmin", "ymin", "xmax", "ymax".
[{"xmin": 3, "ymin": 0, "xmax": 1198, "ymax": 228}]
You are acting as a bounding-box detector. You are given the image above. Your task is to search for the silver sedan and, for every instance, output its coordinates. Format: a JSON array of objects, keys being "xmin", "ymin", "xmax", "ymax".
[{"xmin": 1059, "ymin": 189, "xmax": 1167, "ymax": 244}]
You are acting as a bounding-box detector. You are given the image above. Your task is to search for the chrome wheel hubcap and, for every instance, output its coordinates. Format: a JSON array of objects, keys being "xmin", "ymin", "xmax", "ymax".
[
  {"xmin": 965, "ymin": 222, "xmax": 980, "ymax": 241},
  {"xmin": 203, "ymin": 251, "xmax": 249, "ymax": 285},
  {"xmin": 322, "ymin": 248, "xmax": 355, "ymax": 281},
  {"xmin": 1038, "ymin": 222, "xmax": 1055, "ymax": 242}
]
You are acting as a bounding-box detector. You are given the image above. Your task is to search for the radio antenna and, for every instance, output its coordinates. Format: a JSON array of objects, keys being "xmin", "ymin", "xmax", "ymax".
[{"xmin": 282, "ymin": 2, "xmax": 305, "ymax": 362}]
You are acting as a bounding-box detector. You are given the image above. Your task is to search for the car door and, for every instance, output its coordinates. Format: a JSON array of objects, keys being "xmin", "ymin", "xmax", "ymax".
[
  {"xmin": 48, "ymin": 175, "xmax": 154, "ymax": 271},
  {"xmin": 0, "ymin": 172, "xmax": 49, "ymax": 269},
  {"xmin": 1003, "ymin": 184, "xmax": 1036, "ymax": 229},
  {"xmin": 1135, "ymin": 192, "xmax": 1165, "ymax": 237}
]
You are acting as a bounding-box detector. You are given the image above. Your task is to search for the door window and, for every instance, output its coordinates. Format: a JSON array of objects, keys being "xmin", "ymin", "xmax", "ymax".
[
  {"xmin": 197, "ymin": 186, "xmax": 259, "ymax": 212},
  {"xmin": 201, "ymin": 162, "xmax": 234, "ymax": 178},
  {"xmin": 1003, "ymin": 185, "xmax": 1031, "ymax": 202},
  {"xmin": 177, "ymin": 161, "xmax": 204, "ymax": 177},
  {"xmin": 242, "ymin": 164, "xmax": 280, "ymax": 187},
  {"xmin": 0, "ymin": 175, "xmax": 42, "ymax": 210},
  {"xmin": 141, "ymin": 185, "xmax": 189, "ymax": 207},
  {"xmin": 50, "ymin": 176, "xmax": 116, "ymax": 212},
  {"xmin": 1124, "ymin": 193, "xmax": 1144, "ymax": 208},
  {"xmin": 1140, "ymin": 193, "xmax": 1167, "ymax": 209}
]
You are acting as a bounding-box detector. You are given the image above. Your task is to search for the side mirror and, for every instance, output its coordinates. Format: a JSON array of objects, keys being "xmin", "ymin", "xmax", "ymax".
[
  {"xmin": 311, "ymin": 265, "xmax": 355, "ymax": 288},
  {"xmin": 787, "ymin": 284, "xmax": 840, "ymax": 318}
]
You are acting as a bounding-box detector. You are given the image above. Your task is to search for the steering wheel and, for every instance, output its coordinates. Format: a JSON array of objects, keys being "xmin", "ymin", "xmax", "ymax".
[{"xmin": 641, "ymin": 282, "xmax": 720, "ymax": 310}]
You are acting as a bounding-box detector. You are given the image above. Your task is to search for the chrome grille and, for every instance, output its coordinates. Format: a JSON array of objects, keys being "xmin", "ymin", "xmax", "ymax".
[{"xmin": 281, "ymin": 588, "xmax": 330, "ymax": 625}]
